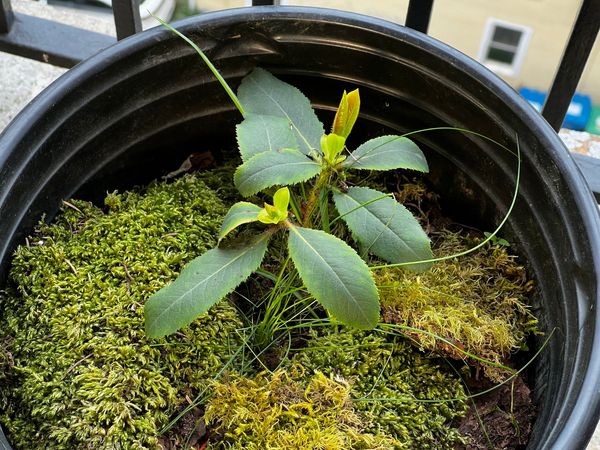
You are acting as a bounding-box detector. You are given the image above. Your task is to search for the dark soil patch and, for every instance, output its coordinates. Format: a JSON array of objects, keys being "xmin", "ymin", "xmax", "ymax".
[
  {"xmin": 456, "ymin": 376, "xmax": 535, "ymax": 449},
  {"xmin": 158, "ymin": 404, "xmax": 206, "ymax": 450}
]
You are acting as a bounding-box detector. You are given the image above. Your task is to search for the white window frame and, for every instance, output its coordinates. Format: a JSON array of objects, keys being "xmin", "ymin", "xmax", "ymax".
[{"xmin": 477, "ymin": 18, "xmax": 532, "ymax": 77}]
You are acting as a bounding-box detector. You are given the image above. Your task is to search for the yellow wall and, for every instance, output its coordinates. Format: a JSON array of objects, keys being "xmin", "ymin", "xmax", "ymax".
[
  {"xmin": 195, "ymin": 0, "xmax": 600, "ymax": 101},
  {"xmin": 428, "ymin": 0, "xmax": 586, "ymax": 97}
]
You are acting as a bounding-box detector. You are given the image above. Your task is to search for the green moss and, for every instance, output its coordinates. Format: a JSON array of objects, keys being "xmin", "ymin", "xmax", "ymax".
[
  {"xmin": 204, "ymin": 366, "xmax": 401, "ymax": 450},
  {"xmin": 292, "ymin": 329, "xmax": 468, "ymax": 449},
  {"xmin": 0, "ymin": 169, "xmax": 537, "ymax": 448},
  {"xmin": 0, "ymin": 175, "xmax": 244, "ymax": 449},
  {"xmin": 375, "ymin": 230, "xmax": 538, "ymax": 379},
  {"xmin": 193, "ymin": 159, "xmax": 243, "ymax": 205}
]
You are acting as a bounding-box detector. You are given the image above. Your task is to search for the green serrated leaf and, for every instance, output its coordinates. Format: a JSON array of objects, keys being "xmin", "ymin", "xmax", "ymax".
[
  {"xmin": 333, "ymin": 186, "xmax": 433, "ymax": 272},
  {"xmin": 332, "ymin": 89, "xmax": 360, "ymax": 139},
  {"xmin": 257, "ymin": 207, "xmax": 281, "ymax": 224},
  {"xmin": 343, "ymin": 135, "xmax": 428, "ymax": 172},
  {"xmin": 257, "ymin": 188, "xmax": 289, "ymax": 224},
  {"xmin": 321, "ymin": 133, "xmax": 346, "ymax": 165},
  {"xmin": 219, "ymin": 202, "xmax": 262, "ymax": 241},
  {"xmin": 234, "ymin": 148, "xmax": 320, "ymax": 197},
  {"xmin": 287, "ymin": 225, "xmax": 379, "ymax": 329},
  {"xmin": 145, "ymin": 233, "xmax": 270, "ymax": 337},
  {"xmin": 236, "ymin": 114, "xmax": 298, "ymax": 162},
  {"xmin": 273, "ymin": 187, "xmax": 290, "ymax": 213},
  {"xmin": 238, "ymin": 68, "xmax": 325, "ymax": 156}
]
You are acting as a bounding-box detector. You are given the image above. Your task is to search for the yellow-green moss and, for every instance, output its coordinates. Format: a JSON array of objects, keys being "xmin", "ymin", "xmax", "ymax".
[
  {"xmin": 204, "ymin": 365, "xmax": 400, "ymax": 450},
  {"xmin": 376, "ymin": 230, "xmax": 538, "ymax": 378},
  {"xmin": 291, "ymin": 329, "xmax": 469, "ymax": 449},
  {"xmin": 0, "ymin": 175, "xmax": 244, "ymax": 449}
]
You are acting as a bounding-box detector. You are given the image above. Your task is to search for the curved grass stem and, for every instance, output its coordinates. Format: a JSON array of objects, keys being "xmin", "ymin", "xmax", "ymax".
[
  {"xmin": 370, "ymin": 132, "xmax": 522, "ymax": 271},
  {"xmin": 152, "ymin": 14, "xmax": 246, "ymax": 116}
]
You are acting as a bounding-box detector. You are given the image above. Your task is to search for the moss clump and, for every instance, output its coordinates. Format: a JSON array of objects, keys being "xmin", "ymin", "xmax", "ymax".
[
  {"xmin": 292, "ymin": 329, "xmax": 468, "ymax": 449},
  {"xmin": 376, "ymin": 230, "xmax": 538, "ymax": 379},
  {"xmin": 204, "ymin": 366, "xmax": 400, "ymax": 449},
  {"xmin": 193, "ymin": 159, "xmax": 243, "ymax": 205},
  {"xmin": 0, "ymin": 175, "xmax": 244, "ymax": 449}
]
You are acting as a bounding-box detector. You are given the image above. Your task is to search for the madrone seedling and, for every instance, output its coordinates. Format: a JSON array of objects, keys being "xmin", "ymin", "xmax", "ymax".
[{"xmin": 144, "ymin": 27, "xmax": 433, "ymax": 338}]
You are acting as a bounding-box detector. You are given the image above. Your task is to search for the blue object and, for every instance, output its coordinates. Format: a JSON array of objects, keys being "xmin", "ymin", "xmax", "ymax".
[
  {"xmin": 519, "ymin": 87, "xmax": 546, "ymax": 113},
  {"xmin": 566, "ymin": 93, "xmax": 593, "ymax": 130},
  {"xmin": 518, "ymin": 87, "xmax": 592, "ymax": 130}
]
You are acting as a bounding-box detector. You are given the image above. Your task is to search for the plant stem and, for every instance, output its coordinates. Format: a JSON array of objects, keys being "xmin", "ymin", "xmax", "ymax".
[
  {"xmin": 319, "ymin": 187, "xmax": 331, "ymax": 234},
  {"xmin": 289, "ymin": 192, "xmax": 303, "ymax": 226},
  {"xmin": 303, "ymin": 169, "xmax": 331, "ymax": 228}
]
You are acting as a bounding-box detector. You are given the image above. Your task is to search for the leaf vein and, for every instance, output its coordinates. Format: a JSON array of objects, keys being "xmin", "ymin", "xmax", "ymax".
[
  {"xmin": 238, "ymin": 160, "xmax": 318, "ymax": 191},
  {"xmin": 289, "ymin": 226, "xmax": 372, "ymax": 322},
  {"xmin": 248, "ymin": 77, "xmax": 315, "ymax": 153},
  {"xmin": 339, "ymin": 192, "xmax": 423, "ymax": 260},
  {"xmin": 149, "ymin": 236, "xmax": 267, "ymax": 324}
]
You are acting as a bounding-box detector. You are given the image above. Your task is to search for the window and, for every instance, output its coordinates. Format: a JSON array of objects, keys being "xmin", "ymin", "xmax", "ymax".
[{"xmin": 478, "ymin": 19, "xmax": 532, "ymax": 77}]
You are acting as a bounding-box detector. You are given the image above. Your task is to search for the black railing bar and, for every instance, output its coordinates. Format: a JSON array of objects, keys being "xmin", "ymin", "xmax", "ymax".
[
  {"xmin": 113, "ymin": 0, "xmax": 141, "ymax": 41},
  {"xmin": 0, "ymin": 13, "xmax": 115, "ymax": 67},
  {"xmin": 252, "ymin": 1, "xmax": 278, "ymax": 5},
  {"xmin": 0, "ymin": 0, "xmax": 14, "ymax": 34},
  {"xmin": 542, "ymin": 0, "xmax": 600, "ymax": 132},
  {"xmin": 405, "ymin": 0, "xmax": 433, "ymax": 34}
]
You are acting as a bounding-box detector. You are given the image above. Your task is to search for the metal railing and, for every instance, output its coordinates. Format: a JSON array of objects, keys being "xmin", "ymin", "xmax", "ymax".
[
  {"xmin": 1, "ymin": 0, "xmax": 598, "ymax": 131},
  {"xmin": 1, "ymin": 0, "xmax": 600, "ymax": 192}
]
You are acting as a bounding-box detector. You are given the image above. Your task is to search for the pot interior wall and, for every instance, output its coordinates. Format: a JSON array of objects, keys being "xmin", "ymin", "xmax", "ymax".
[{"xmin": 1, "ymin": 8, "xmax": 599, "ymax": 450}]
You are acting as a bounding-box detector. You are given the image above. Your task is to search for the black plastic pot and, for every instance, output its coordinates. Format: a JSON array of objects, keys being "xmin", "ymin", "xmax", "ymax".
[{"xmin": 1, "ymin": 7, "xmax": 599, "ymax": 449}]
